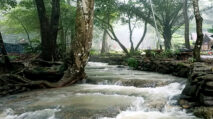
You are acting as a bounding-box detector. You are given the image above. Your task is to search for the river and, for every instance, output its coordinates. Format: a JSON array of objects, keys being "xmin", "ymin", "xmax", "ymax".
[{"xmin": 0, "ymin": 62, "xmax": 199, "ymax": 119}]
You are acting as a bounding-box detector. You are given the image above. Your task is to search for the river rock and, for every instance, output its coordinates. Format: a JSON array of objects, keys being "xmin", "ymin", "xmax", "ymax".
[{"xmin": 194, "ymin": 107, "xmax": 213, "ymax": 119}]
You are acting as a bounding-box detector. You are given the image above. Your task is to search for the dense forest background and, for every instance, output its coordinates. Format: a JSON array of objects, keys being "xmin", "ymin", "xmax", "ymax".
[{"xmin": 1, "ymin": 0, "xmax": 213, "ymax": 54}]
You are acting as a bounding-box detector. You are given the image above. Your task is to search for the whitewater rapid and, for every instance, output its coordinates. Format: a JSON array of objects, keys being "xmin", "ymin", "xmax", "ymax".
[{"xmin": 0, "ymin": 62, "xmax": 199, "ymax": 119}]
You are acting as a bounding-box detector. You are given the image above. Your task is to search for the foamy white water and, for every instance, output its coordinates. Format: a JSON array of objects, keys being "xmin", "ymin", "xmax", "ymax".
[{"xmin": 0, "ymin": 62, "xmax": 198, "ymax": 119}]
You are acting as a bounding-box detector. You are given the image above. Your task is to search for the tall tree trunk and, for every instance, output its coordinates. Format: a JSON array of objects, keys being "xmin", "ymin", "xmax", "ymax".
[
  {"xmin": 35, "ymin": 0, "xmax": 60, "ymax": 61},
  {"xmin": 0, "ymin": 32, "xmax": 12, "ymax": 70},
  {"xmin": 59, "ymin": 0, "xmax": 95, "ymax": 86},
  {"xmin": 183, "ymin": 0, "xmax": 191, "ymax": 49},
  {"xmin": 49, "ymin": 0, "xmax": 60, "ymax": 59},
  {"xmin": 60, "ymin": 19, "xmax": 66, "ymax": 53},
  {"xmin": 193, "ymin": 0, "xmax": 203, "ymax": 61},
  {"xmin": 163, "ymin": 25, "xmax": 172, "ymax": 50},
  {"xmin": 101, "ymin": 30, "xmax": 109, "ymax": 54},
  {"xmin": 135, "ymin": 21, "xmax": 148, "ymax": 51}
]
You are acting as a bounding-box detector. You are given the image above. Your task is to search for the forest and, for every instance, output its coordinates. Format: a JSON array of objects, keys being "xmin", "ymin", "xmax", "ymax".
[{"xmin": 0, "ymin": 0, "xmax": 213, "ymax": 119}]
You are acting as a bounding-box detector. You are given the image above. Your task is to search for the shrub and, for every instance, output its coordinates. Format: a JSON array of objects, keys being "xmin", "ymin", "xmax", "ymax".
[
  {"xmin": 188, "ymin": 57, "xmax": 196, "ymax": 63},
  {"xmin": 127, "ymin": 58, "xmax": 138, "ymax": 68},
  {"xmin": 90, "ymin": 49, "xmax": 99, "ymax": 55}
]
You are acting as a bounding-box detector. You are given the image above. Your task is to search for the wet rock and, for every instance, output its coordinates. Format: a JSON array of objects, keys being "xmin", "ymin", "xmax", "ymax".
[
  {"xmin": 146, "ymin": 100, "xmax": 166, "ymax": 111},
  {"xmin": 179, "ymin": 99, "xmax": 197, "ymax": 109},
  {"xmin": 180, "ymin": 62, "xmax": 213, "ymax": 110},
  {"xmin": 194, "ymin": 107, "xmax": 213, "ymax": 119},
  {"xmin": 203, "ymin": 88, "xmax": 213, "ymax": 96},
  {"xmin": 206, "ymin": 82, "xmax": 213, "ymax": 88},
  {"xmin": 199, "ymin": 94, "xmax": 213, "ymax": 106},
  {"xmin": 122, "ymin": 79, "xmax": 173, "ymax": 87}
]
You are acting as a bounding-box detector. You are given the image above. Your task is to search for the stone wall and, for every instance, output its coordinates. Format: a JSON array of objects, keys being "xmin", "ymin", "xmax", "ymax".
[
  {"xmin": 179, "ymin": 62, "xmax": 213, "ymax": 119},
  {"xmin": 136, "ymin": 59, "xmax": 191, "ymax": 78},
  {"xmin": 180, "ymin": 62, "xmax": 213, "ymax": 107},
  {"xmin": 90, "ymin": 55, "xmax": 191, "ymax": 78}
]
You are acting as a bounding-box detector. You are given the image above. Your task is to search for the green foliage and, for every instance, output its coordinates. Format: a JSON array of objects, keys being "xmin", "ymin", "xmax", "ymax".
[
  {"xmin": 131, "ymin": 50, "xmax": 142, "ymax": 56},
  {"xmin": 145, "ymin": 50, "xmax": 180, "ymax": 58},
  {"xmin": 188, "ymin": 57, "xmax": 196, "ymax": 63},
  {"xmin": 208, "ymin": 28, "xmax": 213, "ymax": 33},
  {"xmin": 160, "ymin": 50, "xmax": 175, "ymax": 58},
  {"xmin": 94, "ymin": 0, "xmax": 120, "ymax": 31},
  {"xmin": 126, "ymin": 58, "xmax": 138, "ymax": 68},
  {"xmin": 1, "ymin": 0, "xmax": 77, "ymax": 55},
  {"xmin": 90, "ymin": 49, "xmax": 99, "ymax": 55},
  {"xmin": 145, "ymin": 50, "xmax": 159, "ymax": 57},
  {"xmin": 0, "ymin": 0, "xmax": 17, "ymax": 10},
  {"xmin": 9, "ymin": 55, "xmax": 19, "ymax": 60},
  {"xmin": 157, "ymin": 50, "xmax": 181, "ymax": 58},
  {"xmin": 60, "ymin": 1, "xmax": 76, "ymax": 41},
  {"xmin": 1, "ymin": 0, "xmax": 39, "ymax": 34},
  {"xmin": 24, "ymin": 38, "xmax": 41, "ymax": 53}
]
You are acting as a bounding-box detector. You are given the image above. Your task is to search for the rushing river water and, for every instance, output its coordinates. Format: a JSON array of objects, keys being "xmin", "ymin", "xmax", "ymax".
[{"xmin": 0, "ymin": 62, "xmax": 199, "ymax": 119}]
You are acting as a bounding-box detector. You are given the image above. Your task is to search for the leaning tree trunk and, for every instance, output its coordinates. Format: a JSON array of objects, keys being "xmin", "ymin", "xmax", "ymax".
[
  {"xmin": 193, "ymin": 0, "xmax": 203, "ymax": 61},
  {"xmin": 0, "ymin": 32, "xmax": 12, "ymax": 72},
  {"xmin": 183, "ymin": 0, "xmax": 191, "ymax": 49},
  {"xmin": 135, "ymin": 21, "xmax": 148, "ymax": 51},
  {"xmin": 101, "ymin": 29, "xmax": 109, "ymax": 54},
  {"xmin": 58, "ymin": 0, "xmax": 95, "ymax": 86},
  {"xmin": 35, "ymin": 0, "xmax": 60, "ymax": 61}
]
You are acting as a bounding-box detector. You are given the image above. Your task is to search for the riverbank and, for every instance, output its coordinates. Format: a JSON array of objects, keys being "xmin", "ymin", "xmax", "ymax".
[{"xmin": 90, "ymin": 54, "xmax": 213, "ymax": 119}]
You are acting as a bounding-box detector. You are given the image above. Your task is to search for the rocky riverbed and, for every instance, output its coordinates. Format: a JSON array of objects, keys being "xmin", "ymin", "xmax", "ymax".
[{"xmin": 0, "ymin": 62, "xmax": 198, "ymax": 119}]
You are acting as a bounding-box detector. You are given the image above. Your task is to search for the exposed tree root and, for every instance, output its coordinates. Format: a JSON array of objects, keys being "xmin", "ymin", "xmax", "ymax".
[{"xmin": 0, "ymin": 60, "xmax": 86, "ymax": 97}]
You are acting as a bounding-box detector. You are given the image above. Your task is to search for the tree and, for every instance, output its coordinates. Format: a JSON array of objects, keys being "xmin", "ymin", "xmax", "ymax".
[
  {"xmin": 119, "ymin": 0, "xmax": 149, "ymax": 54},
  {"xmin": 0, "ymin": 0, "xmax": 95, "ymax": 91},
  {"xmin": 193, "ymin": 0, "xmax": 203, "ymax": 61},
  {"xmin": 58, "ymin": 0, "xmax": 95, "ymax": 86},
  {"xmin": 0, "ymin": 0, "xmax": 16, "ymax": 70},
  {"xmin": 95, "ymin": 0, "xmax": 149, "ymax": 55},
  {"xmin": 135, "ymin": 0, "xmax": 184, "ymax": 50},
  {"xmin": 183, "ymin": 0, "xmax": 190, "ymax": 49},
  {"xmin": 59, "ymin": 0, "xmax": 76, "ymax": 54},
  {"xmin": 34, "ymin": 0, "xmax": 60, "ymax": 61},
  {"xmin": 94, "ymin": 0, "xmax": 119, "ymax": 54},
  {"xmin": 0, "ymin": 32, "xmax": 12, "ymax": 71},
  {"xmin": 134, "ymin": 0, "xmax": 213, "ymax": 50},
  {"xmin": 101, "ymin": 30, "xmax": 109, "ymax": 54},
  {"xmin": 0, "ymin": 0, "xmax": 17, "ymax": 9},
  {"xmin": 1, "ymin": 0, "xmax": 40, "ymax": 52}
]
